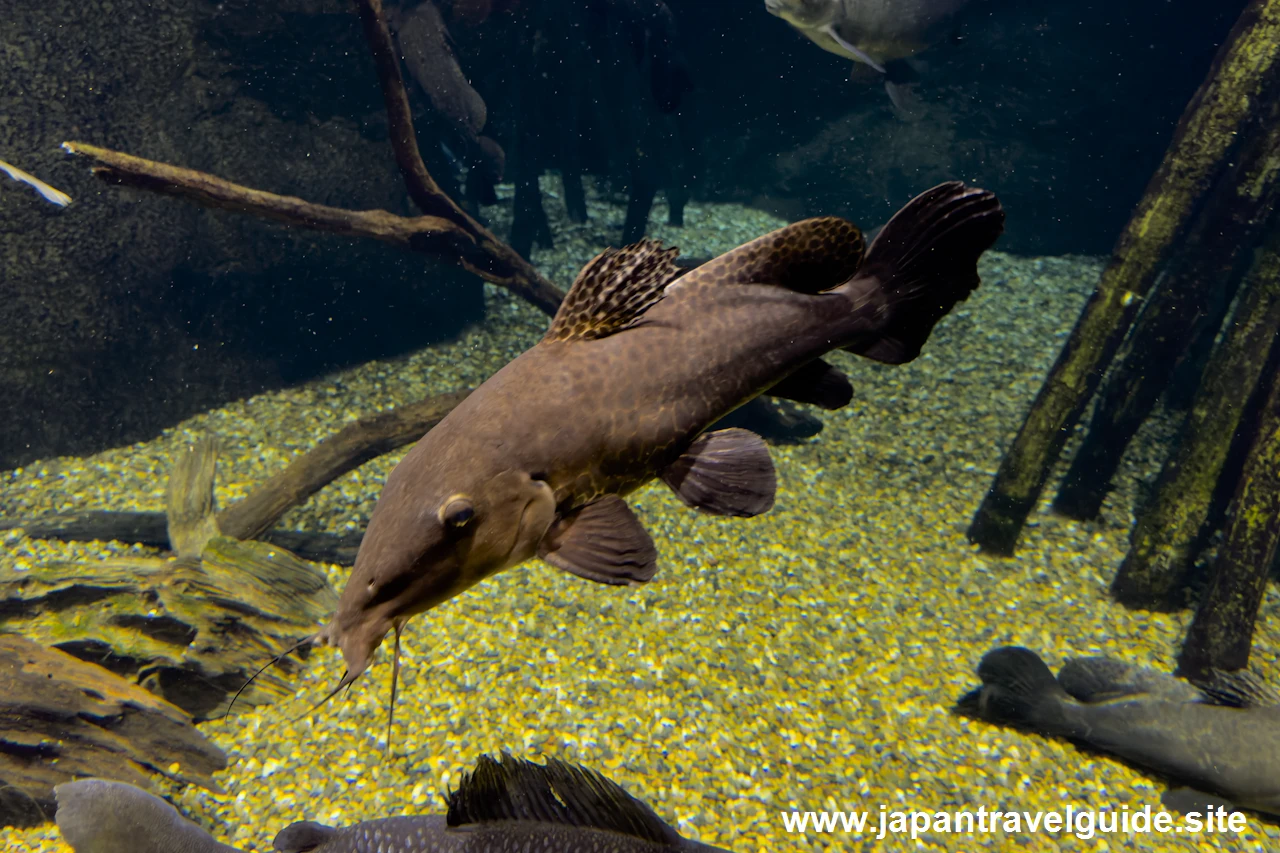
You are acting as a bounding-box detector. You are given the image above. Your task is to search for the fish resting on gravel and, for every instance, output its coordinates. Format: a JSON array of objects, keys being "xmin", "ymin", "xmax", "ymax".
[
  {"xmin": 958, "ymin": 646, "xmax": 1280, "ymax": 817},
  {"xmin": 54, "ymin": 753, "xmax": 729, "ymax": 853}
]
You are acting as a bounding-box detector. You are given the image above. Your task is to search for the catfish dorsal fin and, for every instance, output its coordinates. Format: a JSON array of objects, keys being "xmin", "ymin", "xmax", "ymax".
[
  {"xmin": 446, "ymin": 753, "xmax": 681, "ymax": 845},
  {"xmin": 544, "ymin": 240, "xmax": 682, "ymax": 342},
  {"xmin": 677, "ymin": 217, "xmax": 864, "ymax": 294}
]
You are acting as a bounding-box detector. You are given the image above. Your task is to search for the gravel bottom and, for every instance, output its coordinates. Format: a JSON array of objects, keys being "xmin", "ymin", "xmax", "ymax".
[{"xmin": 3, "ymin": 181, "xmax": 1279, "ymax": 852}]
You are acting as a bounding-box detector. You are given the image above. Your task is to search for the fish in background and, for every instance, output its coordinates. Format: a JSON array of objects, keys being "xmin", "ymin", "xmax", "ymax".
[
  {"xmin": 763, "ymin": 0, "xmax": 976, "ymax": 116},
  {"xmin": 53, "ymin": 754, "xmax": 728, "ymax": 853},
  {"xmin": 0, "ymin": 158, "xmax": 71, "ymax": 207},
  {"xmin": 957, "ymin": 646, "xmax": 1280, "ymax": 817}
]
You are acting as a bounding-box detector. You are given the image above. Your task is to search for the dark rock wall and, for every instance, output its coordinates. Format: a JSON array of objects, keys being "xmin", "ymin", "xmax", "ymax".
[{"xmin": 0, "ymin": 0, "xmax": 482, "ymax": 470}]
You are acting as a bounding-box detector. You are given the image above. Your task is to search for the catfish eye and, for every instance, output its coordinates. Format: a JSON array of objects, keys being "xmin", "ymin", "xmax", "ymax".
[{"xmin": 439, "ymin": 495, "xmax": 475, "ymax": 528}]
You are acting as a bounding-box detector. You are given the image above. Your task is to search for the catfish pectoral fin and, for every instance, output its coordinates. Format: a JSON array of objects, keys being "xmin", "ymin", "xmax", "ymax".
[
  {"xmin": 766, "ymin": 358, "xmax": 853, "ymax": 410},
  {"xmin": 661, "ymin": 428, "xmax": 776, "ymax": 517},
  {"xmin": 537, "ymin": 496, "xmax": 658, "ymax": 584}
]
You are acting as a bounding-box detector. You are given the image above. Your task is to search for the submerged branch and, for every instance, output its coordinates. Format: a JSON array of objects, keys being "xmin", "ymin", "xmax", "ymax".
[
  {"xmin": 60, "ymin": 0, "xmax": 567, "ymax": 317},
  {"xmin": 351, "ymin": 0, "xmax": 564, "ymax": 314},
  {"xmin": 61, "ymin": 141, "xmax": 469, "ymax": 252},
  {"xmin": 218, "ymin": 388, "xmax": 472, "ymax": 540}
]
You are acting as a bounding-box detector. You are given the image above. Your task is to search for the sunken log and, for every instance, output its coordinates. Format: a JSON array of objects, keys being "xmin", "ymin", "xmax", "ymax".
[
  {"xmin": 967, "ymin": 0, "xmax": 1280, "ymax": 555},
  {"xmin": 0, "ymin": 535, "xmax": 336, "ymax": 721},
  {"xmin": 62, "ymin": 0, "xmax": 566, "ymax": 317},
  {"xmin": 1111, "ymin": 229, "xmax": 1280, "ymax": 609},
  {"xmin": 1053, "ymin": 91, "xmax": 1280, "ymax": 521},
  {"xmin": 1181, "ymin": 359, "xmax": 1280, "ymax": 678},
  {"xmin": 0, "ymin": 441, "xmax": 337, "ymax": 720},
  {"xmin": 218, "ymin": 388, "xmax": 471, "ymax": 540},
  {"xmin": 0, "ymin": 511, "xmax": 363, "ymax": 565},
  {"xmin": 0, "ymin": 635, "xmax": 225, "ymax": 828},
  {"xmin": 0, "ymin": 389, "xmax": 469, "ymax": 563}
]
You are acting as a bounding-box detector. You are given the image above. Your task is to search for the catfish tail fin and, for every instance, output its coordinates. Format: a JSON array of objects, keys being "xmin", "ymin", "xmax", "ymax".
[{"xmin": 845, "ymin": 182, "xmax": 1004, "ymax": 364}]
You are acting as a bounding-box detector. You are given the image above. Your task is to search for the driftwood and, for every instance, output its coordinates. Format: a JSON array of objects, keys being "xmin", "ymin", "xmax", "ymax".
[
  {"xmin": 0, "ymin": 512, "xmax": 362, "ymax": 566},
  {"xmin": 0, "ymin": 390, "xmax": 468, "ymax": 562},
  {"xmin": 1053, "ymin": 99, "xmax": 1280, "ymax": 521},
  {"xmin": 63, "ymin": 0, "xmax": 564, "ymax": 316},
  {"xmin": 217, "ymin": 388, "xmax": 471, "ymax": 540},
  {"xmin": 967, "ymin": 0, "xmax": 1280, "ymax": 555},
  {"xmin": 1181, "ymin": 335, "xmax": 1280, "ymax": 677},
  {"xmin": 0, "ymin": 634, "xmax": 226, "ymax": 828},
  {"xmin": 1111, "ymin": 230, "xmax": 1280, "ymax": 608},
  {"xmin": 0, "ymin": 442, "xmax": 337, "ymax": 721}
]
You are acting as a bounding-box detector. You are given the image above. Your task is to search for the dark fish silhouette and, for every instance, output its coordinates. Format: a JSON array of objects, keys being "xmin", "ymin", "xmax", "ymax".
[
  {"xmin": 764, "ymin": 0, "xmax": 974, "ymax": 113},
  {"xmin": 764, "ymin": 0, "xmax": 972, "ymax": 72},
  {"xmin": 316, "ymin": 182, "xmax": 1003, "ymax": 694},
  {"xmin": 958, "ymin": 646, "xmax": 1280, "ymax": 816},
  {"xmin": 54, "ymin": 754, "xmax": 728, "ymax": 853}
]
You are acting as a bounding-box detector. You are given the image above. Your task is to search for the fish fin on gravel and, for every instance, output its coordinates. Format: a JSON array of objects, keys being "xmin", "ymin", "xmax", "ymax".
[
  {"xmin": 273, "ymin": 820, "xmax": 338, "ymax": 853},
  {"xmin": 661, "ymin": 428, "xmax": 777, "ymax": 517},
  {"xmin": 957, "ymin": 646, "xmax": 1072, "ymax": 728},
  {"xmin": 1057, "ymin": 656, "xmax": 1201, "ymax": 704},
  {"xmin": 55, "ymin": 779, "xmax": 241, "ymax": 853},
  {"xmin": 844, "ymin": 181, "xmax": 1004, "ymax": 364},
  {"xmin": 538, "ymin": 496, "xmax": 658, "ymax": 584},
  {"xmin": 673, "ymin": 216, "xmax": 864, "ymax": 294},
  {"xmin": 765, "ymin": 359, "xmax": 853, "ymax": 410},
  {"xmin": 447, "ymin": 753, "xmax": 683, "ymax": 845},
  {"xmin": 544, "ymin": 240, "xmax": 682, "ymax": 342},
  {"xmin": 1189, "ymin": 669, "xmax": 1280, "ymax": 708}
]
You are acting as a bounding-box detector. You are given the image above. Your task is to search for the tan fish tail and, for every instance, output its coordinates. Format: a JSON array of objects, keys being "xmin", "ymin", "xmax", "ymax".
[{"xmin": 842, "ymin": 181, "xmax": 1005, "ymax": 364}]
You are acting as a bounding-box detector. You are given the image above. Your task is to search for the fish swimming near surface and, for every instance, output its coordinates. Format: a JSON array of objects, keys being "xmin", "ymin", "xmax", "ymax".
[
  {"xmin": 957, "ymin": 646, "xmax": 1280, "ymax": 816},
  {"xmin": 304, "ymin": 181, "xmax": 1002, "ymax": 706},
  {"xmin": 763, "ymin": 0, "xmax": 975, "ymax": 113},
  {"xmin": 0, "ymin": 157, "xmax": 71, "ymax": 207},
  {"xmin": 54, "ymin": 753, "xmax": 729, "ymax": 853}
]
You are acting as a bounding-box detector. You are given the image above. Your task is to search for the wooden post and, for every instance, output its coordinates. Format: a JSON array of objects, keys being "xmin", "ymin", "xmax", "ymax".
[
  {"xmin": 1113, "ymin": 232, "xmax": 1280, "ymax": 607},
  {"xmin": 1181, "ymin": 319, "xmax": 1280, "ymax": 675},
  {"xmin": 967, "ymin": 0, "xmax": 1280, "ymax": 555},
  {"xmin": 1054, "ymin": 98, "xmax": 1280, "ymax": 520}
]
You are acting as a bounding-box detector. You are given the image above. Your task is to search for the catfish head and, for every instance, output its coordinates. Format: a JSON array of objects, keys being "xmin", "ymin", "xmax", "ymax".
[{"xmin": 316, "ymin": 446, "xmax": 557, "ymax": 689}]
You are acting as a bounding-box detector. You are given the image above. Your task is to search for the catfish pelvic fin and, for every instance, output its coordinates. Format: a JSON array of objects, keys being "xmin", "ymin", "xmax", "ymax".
[
  {"xmin": 446, "ymin": 753, "xmax": 682, "ymax": 846},
  {"xmin": 538, "ymin": 495, "xmax": 658, "ymax": 584},
  {"xmin": 677, "ymin": 216, "xmax": 864, "ymax": 294},
  {"xmin": 766, "ymin": 359, "xmax": 853, "ymax": 410},
  {"xmin": 662, "ymin": 427, "xmax": 776, "ymax": 517},
  {"xmin": 544, "ymin": 239, "xmax": 682, "ymax": 342}
]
